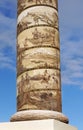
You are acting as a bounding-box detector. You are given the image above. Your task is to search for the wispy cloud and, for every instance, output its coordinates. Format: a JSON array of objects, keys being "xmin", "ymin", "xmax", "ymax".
[
  {"xmin": 0, "ymin": 0, "xmax": 16, "ymax": 71},
  {"xmin": 58, "ymin": 0, "xmax": 83, "ymax": 88},
  {"xmin": 0, "ymin": 52, "xmax": 16, "ymax": 71},
  {"xmin": 0, "ymin": 0, "xmax": 17, "ymax": 18},
  {"xmin": 0, "ymin": 12, "xmax": 16, "ymax": 50}
]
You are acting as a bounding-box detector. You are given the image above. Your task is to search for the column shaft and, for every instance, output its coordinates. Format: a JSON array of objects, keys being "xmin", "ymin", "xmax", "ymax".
[{"xmin": 10, "ymin": 0, "xmax": 68, "ymax": 123}]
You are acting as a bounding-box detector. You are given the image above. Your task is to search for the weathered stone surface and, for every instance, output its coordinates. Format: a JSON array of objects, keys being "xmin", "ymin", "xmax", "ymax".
[
  {"xmin": 17, "ymin": 90, "xmax": 62, "ymax": 111},
  {"xmin": 18, "ymin": 0, "xmax": 58, "ymax": 15},
  {"xmin": 17, "ymin": 47, "xmax": 60, "ymax": 74},
  {"xmin": 11, "ymin": 0, "xmax": 68, "ymax": 122},
  {"xmin": 10, "ymin": 110, "xmax": 69, "ymax": 123},
  {"xmin": 16, "ymin": 0, "xmax": 62, "ymax": 113},
  {"xmin": 17, "ymin": 7, "xmax": 58, "ymax": 34},
  {"xmin": 17, "ymin": 28, "xmax": 60, "ymax": 52}
]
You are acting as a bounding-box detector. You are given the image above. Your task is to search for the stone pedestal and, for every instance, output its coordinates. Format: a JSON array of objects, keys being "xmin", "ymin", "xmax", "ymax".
[{"xmin": 0, "ymin": 119, "xmax": 77, "ymax": 130}]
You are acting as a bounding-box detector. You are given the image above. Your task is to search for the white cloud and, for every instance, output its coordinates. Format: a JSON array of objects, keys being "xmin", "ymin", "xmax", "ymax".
[
  {"xmin": 0, "ymin": 0, "xmax": 17, "ymax": 18},
  {"xmin": 60, "ymin": 41, "xmax": 83, "ymax": 89},
  {"xmin": 0, "ymin": 52, "xmax": 16, "ymax": 71},
  {"xmin": 58, "ymin": 0, "xmax": 83, "ymax": 89},
  {"xmin": 0, "ymin": 0, "xmax": 16, "ymax": 70}
]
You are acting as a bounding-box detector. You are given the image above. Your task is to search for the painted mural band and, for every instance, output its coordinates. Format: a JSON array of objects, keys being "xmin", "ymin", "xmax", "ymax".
[
  {"xmin": 18, "ymin": 0, "xmax": 58, "ymax": 15},
  {"xmin": 17, "ymin": 89, "xmax": 61, "ymax": 112},
  {"xmin": 16, "ymin": 0, "xmax": 62, "ymax": 115},
  {"xmin": 17, "ymin": 69, "xmax": 61, "ymax": 96},
  {"xmin": 17, "ymin": 47, "xmax": 60, "ymax": 75},
  {"xmin": 17, "ymin": 6, "xmax": 58, "ymax": 34},
  {"xmin": 17, "ymin": 27, "xmax": 60, "ymax": 55}
]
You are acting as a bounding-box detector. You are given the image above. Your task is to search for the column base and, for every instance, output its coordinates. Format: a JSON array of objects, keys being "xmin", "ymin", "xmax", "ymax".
[{"xmin": 10, "ymin": 110, "xmax": 69, "ymax": 123}]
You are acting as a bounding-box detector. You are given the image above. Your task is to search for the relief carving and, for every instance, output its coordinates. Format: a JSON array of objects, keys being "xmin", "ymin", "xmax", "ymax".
[
  {"xmin": 16, "ymin": 0, "xmax": 62, "ymax": 115},
  {"xmin": 17, "ymin": 27, "xmax": 60, "ymax": 55},
  {"xmin": 17, "ymin": 69, "xmax": 61, "ymax": 96},
  {"xmin": 17, "ymin": 7, "xmax": 58, "ymax": 34},
  {"xmin": 17, "ymin": 47, "xmax": 60, "ymax": 75},
  {"xmin": 17, "ymin": 90, "xmax": 61, "ymax": 111},
  {"xmin": 18, "ymin": 0, "xmax": 58, "ymax": 15}
]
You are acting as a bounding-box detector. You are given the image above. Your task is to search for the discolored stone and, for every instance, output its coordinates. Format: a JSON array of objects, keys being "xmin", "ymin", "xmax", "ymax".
[
  {"xmin": 18, "ymin": 0, "xmax": 58, "ymax": 15},
  {"xmin": 11, "ymin": 0, "xmax": 68, "ymax": 123},
  {"xmin": 17, "ymin": 90, "xmax": 62, "ymax": 111},
  {"xmin": 10, "ymin": 110, "xmax": 69, "ymax": 123}
]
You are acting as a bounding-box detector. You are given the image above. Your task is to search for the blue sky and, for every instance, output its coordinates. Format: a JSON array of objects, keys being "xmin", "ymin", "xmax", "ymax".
[{"xmin": 0, "ymin": 0, "xmax": 83, "ymax": 129}]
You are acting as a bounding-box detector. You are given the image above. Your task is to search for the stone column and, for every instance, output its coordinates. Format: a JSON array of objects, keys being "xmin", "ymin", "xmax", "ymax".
[{"xmin": 11, "ymin": 0, "xmax": 68, "ymax": 123}]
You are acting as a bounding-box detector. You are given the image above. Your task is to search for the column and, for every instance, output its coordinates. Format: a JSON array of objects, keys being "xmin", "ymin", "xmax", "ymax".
[{"xmin": 10, "ymin": 0, "xmax": 68, "ymax": 123}]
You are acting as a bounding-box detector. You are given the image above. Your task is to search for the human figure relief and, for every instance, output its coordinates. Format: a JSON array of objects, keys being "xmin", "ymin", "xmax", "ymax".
[{"xmin": 24, "ymin": 38, "xmax": 28, "ymax": 48}]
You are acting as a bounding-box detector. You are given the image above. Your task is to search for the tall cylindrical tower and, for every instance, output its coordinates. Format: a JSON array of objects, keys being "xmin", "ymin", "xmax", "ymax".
[{"xmin": 11, "ymin": 0, "xmax": 68, "ymax": 123}]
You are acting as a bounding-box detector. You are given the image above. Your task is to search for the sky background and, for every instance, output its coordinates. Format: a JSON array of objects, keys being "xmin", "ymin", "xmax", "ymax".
[{"xmin": 0, "ymin": 0, "xmax": 83, "ymax": 129}]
